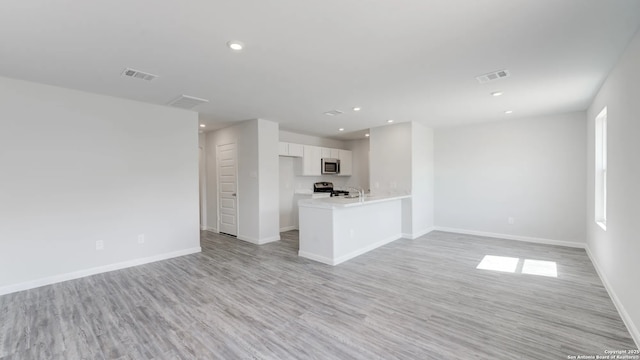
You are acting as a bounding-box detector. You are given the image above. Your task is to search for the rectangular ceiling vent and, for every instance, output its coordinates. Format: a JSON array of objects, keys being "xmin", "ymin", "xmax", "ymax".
[
  {"xmin": 121, "ymin": 68, "xmax": 158, "ymax": 81},
  {"xmin": 323, "ymin": 110, "xmax": 344, "ymax": 116},
  {"xmin": 476, "ymin": 69, "xmax": 510, "ymax": 83},
  {"xmin": 168, "ymin": 95, "xmax": 210, "ymax": 109}
]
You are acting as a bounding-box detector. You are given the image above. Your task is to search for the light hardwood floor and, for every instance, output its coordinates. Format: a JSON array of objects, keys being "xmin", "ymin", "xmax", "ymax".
[{"xmin": 0, "ymin": 231, "xmax": 636, "ymax": 359}]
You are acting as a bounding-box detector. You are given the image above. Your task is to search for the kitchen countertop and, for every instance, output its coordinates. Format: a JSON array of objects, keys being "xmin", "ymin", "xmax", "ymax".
[{"xmin": 298, "ymin": 193, "xmax": 411, "ymax": 209}]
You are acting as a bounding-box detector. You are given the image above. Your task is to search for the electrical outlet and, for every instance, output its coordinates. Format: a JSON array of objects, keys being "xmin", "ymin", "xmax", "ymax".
[
  {"xmin": 96, "ymin": 240, "xmax": 104, "ymax": 250},
  {"xmin": 508, "ymin": 217, "xmax": 515, "ymax": 225},
  {"xmin": 138, "ymin": 234, "xmax": 145, "ymax": 244}
]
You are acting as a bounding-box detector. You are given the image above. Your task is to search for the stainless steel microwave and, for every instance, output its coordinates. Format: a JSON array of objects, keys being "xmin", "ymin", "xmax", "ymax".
[{"xmin": 321, "ymin": 158, "xmax": 340, "ymax": 174}]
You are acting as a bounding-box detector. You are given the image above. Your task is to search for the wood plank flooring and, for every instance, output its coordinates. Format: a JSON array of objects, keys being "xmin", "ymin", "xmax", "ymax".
[{"xmin": 0, "ymin": 230, "xmax": 636, "ymax": 359}]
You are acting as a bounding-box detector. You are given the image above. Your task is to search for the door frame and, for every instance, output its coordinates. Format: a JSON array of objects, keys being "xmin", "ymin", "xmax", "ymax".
[
  {"xmin": 216, "ymin": 141, "xmax": 239, "ymax": 236},
  {"xmin": 199, "ymin": 146, "xmax": 207, "ymax": 230}
]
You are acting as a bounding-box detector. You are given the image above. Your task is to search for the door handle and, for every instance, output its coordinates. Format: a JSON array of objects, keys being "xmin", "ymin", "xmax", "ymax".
[{"xmin": 232, "ymin": 193, "xmax": 237, "ymax": 196}]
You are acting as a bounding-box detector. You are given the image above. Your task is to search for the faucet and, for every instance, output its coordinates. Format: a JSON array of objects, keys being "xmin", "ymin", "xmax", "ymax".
[{"xmin": 344, "ymin": 186, "xmax": 365, "ymax": 201}]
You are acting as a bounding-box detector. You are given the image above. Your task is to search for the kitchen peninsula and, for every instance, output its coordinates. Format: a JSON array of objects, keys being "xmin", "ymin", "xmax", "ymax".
[{"xmin": 298, "ymin": 194, "xmax": 411, "ymax": 265}]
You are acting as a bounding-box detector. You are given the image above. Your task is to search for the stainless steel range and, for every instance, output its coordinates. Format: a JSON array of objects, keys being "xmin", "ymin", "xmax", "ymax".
[{"xmin": 313, "ymin": 182, "xmax": 349, "ymax": 197}]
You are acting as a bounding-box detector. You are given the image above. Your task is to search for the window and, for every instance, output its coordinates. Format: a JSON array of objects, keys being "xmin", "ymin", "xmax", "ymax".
[{"xmin": 595, "ymin": 107, "xmax": 607, "ymax": 230}]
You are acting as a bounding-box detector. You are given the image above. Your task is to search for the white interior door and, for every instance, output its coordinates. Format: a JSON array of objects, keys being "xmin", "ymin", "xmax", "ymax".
[{"xmin": 217, "ymin": 143, "xmax": 238, "ymax": 236}]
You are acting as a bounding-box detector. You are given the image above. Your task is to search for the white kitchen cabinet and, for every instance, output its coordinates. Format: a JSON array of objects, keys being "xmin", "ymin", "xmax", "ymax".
[
  {"xmin": 294, "ymin": 145, "xmax": 350, "ymax": 176},
  {"xmin": 288, "ymin": 143, "xmax": 304, "ymax": 157},
  {"xmin": 278, "ymin": 142, "xmax": 288, "ymax": 156},
  {"xmin": 321, "ymin": 147, "xmax": 340, "ymax": 159},
  {"xmin": 338, "ymin": 149, "xmax": 352, "ymax": 176},
  {"xmin": 279, "ymin": 142, "xmax": 304, "ymax": 157},
  {"xmin": 300, "ymin": 145, "xmax": 322, "ymax": 176}
]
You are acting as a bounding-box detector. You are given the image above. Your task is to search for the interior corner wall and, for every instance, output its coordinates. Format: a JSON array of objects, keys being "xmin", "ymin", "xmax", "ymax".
[
  {"xmin": 369, "ymin": 122, "xmax": 434, "ymax": 239},
  {"xmin": 258, "ymin": 119, "xmax": 280, "ymax": 242},
  {"xmin": 434, "ymin": 112, "xmax": 587, "ymax": 245},
  {"xmin": 0, "ymin": 76, "xmax": 201, "ymax": 294},
  {"xmin": 369, "ymin": 123, "xmax": 413, "ymax": 195},
  {"xmin": 586, "ymin": 28, "xmax": 640, "ymax": 346},
  {"xmin": 345, "ymin": 138, "xmax": 370, "ymax": 191}
]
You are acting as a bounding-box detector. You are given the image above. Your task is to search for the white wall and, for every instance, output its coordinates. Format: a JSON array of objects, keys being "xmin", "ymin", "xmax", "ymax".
[
  {"xmin": 206, "ymin": 119, "xmax": 280, "ymax": 244},
  {"xmin": 411, "ymin": 123, "xmax": 435, "ymax": 236},
  {"xmin": 434, "ymin": 112, "xmax": 587, "ymax": 245},
  {"xmin": 345, "ymin": 138, "xmax": 370, "ymax": 191},
  {"xmin": 279, "ymin": 130, "xmax": 346, "ymax": 148},
  {"xmin": 199, "ymin": 133, "xmax": 207, "ymax": 230},
  {"xmin": 279, "ymin": 156, "xmax": 299, "ymax": 231},
  {"xmin": 0, "ymin": 76, "xmax": 200, "ymax": 294},
  {"xmin": 586, "ymin": 29, "xmax": 640, "ymax": 345},
  {"xmin": 370, "ymin": 122, "xmax": 434, "ymax": 238},
  {"xmin": 258, "ymin": 120, "xmax": 280, "ymax": 241},
  {"xmin": 370, "ymin": 123, "xmax": 413, "ymax": 195}
]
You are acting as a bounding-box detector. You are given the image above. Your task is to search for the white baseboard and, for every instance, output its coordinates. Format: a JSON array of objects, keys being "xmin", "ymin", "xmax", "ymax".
[
  {"xmin": 299, "ymin": 234, "xmax": 402, "ymax": 266},
  {"xmin": 258, "ymin": 235, "xmax": 281, "ymax": 244},
  {"xmin": 585, "ymin": 246, "xmax": 640, "ymax": 349},
  {"xmin": 237, "ymin": 235, "xmax": 281, "ymax": 245},
  {"xmin": 433, "ymin": 226, "xmax": 585, "ymax": 248},
  {"xmin": 205, "ymin": 227, "xmax": 219, "ymax": 233},
  {"xmin": 298, "ymin": 251, "xmax": 334, "ymax": 265},
  {"xmin": 237, "ymin": 235, "xmax": 259, "ymax": 244},
  {"xmin": 402, "ymin": 227, "xmax": 435, "ymax": 240},
  {"xmin": 279, "ymin": 225, "xmax": 297, "ymax": 233},
  {"xmin": 0, "ymin": 247, "xmax": 202, "ymax": 296}
]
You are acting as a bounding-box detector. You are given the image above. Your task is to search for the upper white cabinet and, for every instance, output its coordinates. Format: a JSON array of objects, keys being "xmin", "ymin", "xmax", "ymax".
[
  {"xmin": 285, "ymin": 142, "xmax": 351, "ymax": 176},
  {"xmin": 279, "ymin": 142, "xmax": 304, "ymax": 157},
  {"xmin": 321, "ymin": 147, "xmax": 340, "ymax": 159},
  {"xmin": 338, "ymin": 149, "xmax": 352, "ymax": 176},
  {"xmin": 301, "ymin": 145, "xmax": 322, "ymax": 176}
]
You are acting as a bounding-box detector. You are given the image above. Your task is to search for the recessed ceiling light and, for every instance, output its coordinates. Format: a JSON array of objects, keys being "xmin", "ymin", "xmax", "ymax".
[
  {"xmin": 227, "ymin": 41, "xmax": 244, "ymax": 51},
  {"xmin": 505, "ymin": 110, "xmax": 513, "ymax": 114},
  {"xmin": 353, "ymin": 107, "xmax": 361, "ymax": 111},
  {"xmin": 200, "ymin": 124, "xmax": 206, "ymax": 128},
  {"xmin": 338, "ymin": 128, "xmax": 345, "ymax": 131},
  {"xmin": 323, "ymin": 110, "xmax": 344, "ymax": 116},
  {"xmin": 491, "ymin": 91, "xmax": 503, "ymax": 97},
  {"xmin": 365, "ymin": 133, "xmax": 370, "ymax": 137},
  {"xmin": 387, "ymin": 119, "xmax": 394, "ymax": 123}
]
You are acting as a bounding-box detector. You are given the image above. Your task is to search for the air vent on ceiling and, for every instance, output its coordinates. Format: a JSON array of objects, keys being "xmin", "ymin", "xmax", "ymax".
[
  {"xmin": 168, "ymin": 95, "xmax": 210, "ymax": 109},
  {"xmin": 323, "ymin": 110, "xmax": 344, "ymax": 116},
  {"xmin": 476, "ymin": 69, "xmax": 510, "ymax": 83},
  {"xmin": 121, "ymin": 68, "xmax": 158, "ymax": 81}
]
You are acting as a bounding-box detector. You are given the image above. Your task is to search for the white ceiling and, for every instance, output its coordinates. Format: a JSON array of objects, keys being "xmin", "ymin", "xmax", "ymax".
[{"xmin": 1, "ymin": 0, "xmax": 639, "ymax": 139}]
